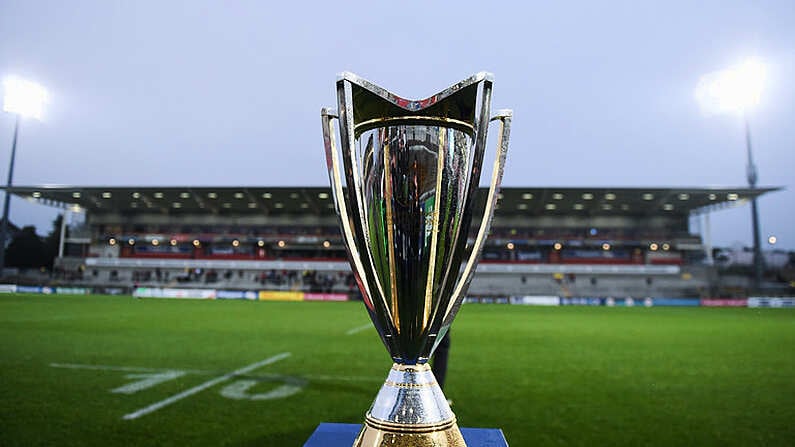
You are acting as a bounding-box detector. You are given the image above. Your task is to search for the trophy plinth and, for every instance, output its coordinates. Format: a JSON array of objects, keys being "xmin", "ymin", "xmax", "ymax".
[{"xmin": 321, "ymin": 72, "xmax": 511, "ymax": 447}]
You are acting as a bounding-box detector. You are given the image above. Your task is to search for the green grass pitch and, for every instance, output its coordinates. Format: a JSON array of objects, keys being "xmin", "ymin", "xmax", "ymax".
[{"xmin": 1, "ymin": 293, "xmax": 793, "ymax": 446}]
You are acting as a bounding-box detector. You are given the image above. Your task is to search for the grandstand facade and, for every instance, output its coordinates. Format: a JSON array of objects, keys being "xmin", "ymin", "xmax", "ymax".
[{"xmin": 8, "ymin": 185, "xmax": 779, "ymax": 298}]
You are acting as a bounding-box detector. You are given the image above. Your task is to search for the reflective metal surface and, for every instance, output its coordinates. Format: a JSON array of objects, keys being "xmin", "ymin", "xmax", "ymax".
[
  {"xmin": 368, "ymin": 363, "xmax": 452, "ymax": 424},
  {"xmin": 354, "ymin": 123, "xmax": 474, "ymax": 364},
  {"xmin": 321, "ymin": 72, "xmax": 511, "ymax": 447}
]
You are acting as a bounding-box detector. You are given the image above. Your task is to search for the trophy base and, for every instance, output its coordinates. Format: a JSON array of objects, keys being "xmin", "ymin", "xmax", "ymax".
[
  {"xmin": 353, "ymin": 416, "xmax": 466, "ymax": 447},
  {"xmin": 352, "ymin": 363, "xmax": 466, "ymax": 447}
]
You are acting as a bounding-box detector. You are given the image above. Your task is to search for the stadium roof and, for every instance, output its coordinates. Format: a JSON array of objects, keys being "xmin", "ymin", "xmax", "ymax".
[{"xmin": 5, "ymin": 185, "xmax": 781, "ymax": 218}]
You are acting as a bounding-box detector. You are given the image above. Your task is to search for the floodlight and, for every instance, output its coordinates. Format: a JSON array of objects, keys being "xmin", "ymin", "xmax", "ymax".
[
  {"xmin": 695, "ymin": 58, "xmax": 766, "ymax": 115},
  {"xmin": 2, "ymin": 76, "xmax": 48, "ymax": 119}
]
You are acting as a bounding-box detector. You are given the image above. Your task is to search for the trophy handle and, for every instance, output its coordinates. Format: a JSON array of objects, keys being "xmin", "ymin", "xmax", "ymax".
[
  {"xmin": 442, "ymin": 109, "xmax": 512, "ymax": 318},
  {"xmin": 321, "ymin": 108, "xmax": 375, "ymax": 311}
]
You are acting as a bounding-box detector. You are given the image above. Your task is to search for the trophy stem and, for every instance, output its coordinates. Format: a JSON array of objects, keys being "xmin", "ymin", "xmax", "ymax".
[{"xmin": 353, "ymin": 363, "xmax": 466, "ymax": 447}]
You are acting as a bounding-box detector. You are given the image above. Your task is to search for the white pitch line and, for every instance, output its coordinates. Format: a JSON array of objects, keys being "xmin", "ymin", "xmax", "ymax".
[
  {"xmin": 50, "ymin": 363, "xmax": 165, "ymax": 373},
  {"xmin": 345, "ymin": 323, "xmax": 372, "ymax": 335},
  {"xmin": 303, "ymin": 374, "xmax": 382, "ymax": 382},
  {"xmin": 51, "ymin": 362, "xmax": 379, "ymax": 382},
  {"xmin": 121, "ymin": 352, "xmax": 291, "ymax": 420}
]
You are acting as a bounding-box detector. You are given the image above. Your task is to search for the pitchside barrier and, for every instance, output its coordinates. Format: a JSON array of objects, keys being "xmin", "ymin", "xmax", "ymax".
[
  {"xmin": 0, "ymin": 284, "xmax": 349, "ymax": 302},
  {"xmin": 2, "ymin": 284, "xmax": 794, "ymax": 307},
  {"xmin": 131, "ymin": 288, "xmax": 349, "ymax": 302},
  {"xmin": 472, "ymin": 295, "xmax": 792, "ymax": 307},
  {"xmin": 748, "ymin": 297, "xmax": 795, "ymax": 308}
]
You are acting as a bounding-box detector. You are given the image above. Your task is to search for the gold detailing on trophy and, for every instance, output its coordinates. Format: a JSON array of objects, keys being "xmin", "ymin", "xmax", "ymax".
[
  {"xmin": 383, "ymin": 380, "xmax": 438, "ymax": 388},
  {"xmin": 384, "ymin": 380, "xmax": 436, "ymax": 388},
  {"xmin": 382, "ymin": 142, "xmax": 400, "ymax": 333},
  {"xmin": 354, "ymin": 416, "xmax": 466, "ymax": 447},
  {"xmin": 392, "ymin": 363, "xmax": 431, "ymax": 372},
  {"xmin": 323, "ymin": 115, "xmax": 374, "ymax": 306},
  {"xmin": 422, "ymin": 130, "xmax": 446, "ymax": 331}
]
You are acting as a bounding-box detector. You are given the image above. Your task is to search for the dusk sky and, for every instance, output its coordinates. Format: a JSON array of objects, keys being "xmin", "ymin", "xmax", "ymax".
[{"xmin": 1, "ymin": 1, "xmax": 793, "ymax": 249}]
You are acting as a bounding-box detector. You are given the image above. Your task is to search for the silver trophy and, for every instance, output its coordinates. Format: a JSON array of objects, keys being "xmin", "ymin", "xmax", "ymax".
[{"xmin": 321, "ymin": 72, "xmax": 511, "ymax": 446}]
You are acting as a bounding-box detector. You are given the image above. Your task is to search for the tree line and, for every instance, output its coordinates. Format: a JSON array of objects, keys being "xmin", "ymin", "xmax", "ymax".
[{"xmin": 5, "ymin": 214, "xmax": 62, "ymax": 270}]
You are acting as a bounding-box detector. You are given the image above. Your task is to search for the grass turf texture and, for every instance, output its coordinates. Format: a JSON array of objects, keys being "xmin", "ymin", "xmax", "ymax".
[{"xmin": 0, "ymin": 294, "xmax": 793, "ymax": 446}]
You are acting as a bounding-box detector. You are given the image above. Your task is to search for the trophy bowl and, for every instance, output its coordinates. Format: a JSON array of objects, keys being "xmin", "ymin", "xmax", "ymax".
[{"xmin": 321, "ymin": 72, "xmax": 511, "ymax": 447}]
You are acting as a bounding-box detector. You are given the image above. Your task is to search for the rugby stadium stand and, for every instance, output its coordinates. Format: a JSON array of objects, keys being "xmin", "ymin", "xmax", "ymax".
[{"xmin": 5, "ymin": 185, "xmax": 781, "ymax": 299}]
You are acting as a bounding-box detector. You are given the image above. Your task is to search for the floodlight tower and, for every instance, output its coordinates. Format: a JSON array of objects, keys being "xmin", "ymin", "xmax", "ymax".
[
  {"xmin": 696, "ymin": 59, "xmax": 766, "ymax": 290},
  {"xmin": 1, "ymin": 76, "xmax": 48, "ymax": 276}
]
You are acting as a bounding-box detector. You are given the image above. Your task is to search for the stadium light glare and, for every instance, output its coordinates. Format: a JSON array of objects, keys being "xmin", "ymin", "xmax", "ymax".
[
  {"xmin": 649, "ymin": 243, "xmax": 659, "ymax": 251},
  {"xmin": 170, "ymin": 239, "xmax": 177, "ymax": 246},
  {"xmin": 192, "ymin": 239, "xmax": 201, "ymax": 247},
  {"xmin": 602, "ymin": 243, "xmax": 611, "ymax": 251},
  {"xmin": 521, "ymin": 193, "xmax": 533, "ymax": 200},
  {"xmin": 573, "ymin": 203, "xmax": 584, "ymax": 210},
  {"xmin": 232, "ymin": 239, "xmax": 240, "ymax": 247},
  {"xmin": 506, "ymin": 242, "xmax": 515, "ymax": 250},
  {"xmin": 767, "ymin": 235, "xmax": 776, "ymax": 245},
  {"xmin": 109, "ymin": 238, "xmax": 117, "ymax": 246},
  {"xmin": 695, "ymin": 58, "xmax": 765, "ymax": 115},
  {"xmin": 2, "ymin": 76, "xmax": 48, "ymax": 120},
  {"xmin": 128, "ymin": 238, "xmax": 135, "ymax": 246},
  {"xmin": 662, "ymin": 243, "xmax": 671, "ymax": 251},
  {"xmin": 277, "ymin": 240, "xmax": 286, "ymax": 248},
  {"xmin": 553, "ymin": 242, "xmax": 563, "ymax": 251},
  {"xmin": 322, "ymin": 240, "xmax": 331, "ymax": 248},
  {"xmin": 257, "ymin": 240, "xmax": 265, "ymax": 247},
  {"xmin": 552, "ymin": 193, "xmax": 564, "ymax": 200},
  {"xmin": 0, "ymin": 76, "xmax": 49, "ymax": 276},
  {"xmin": 642, "ymin": 193, "xmax": 654, "ymax": 200},
  {"xmin": 72, "ymin": 192, "xmax": 81, "ymax": 198}
]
